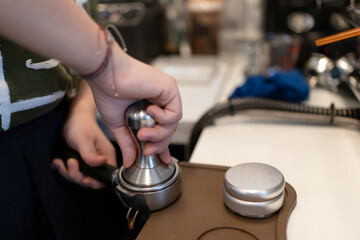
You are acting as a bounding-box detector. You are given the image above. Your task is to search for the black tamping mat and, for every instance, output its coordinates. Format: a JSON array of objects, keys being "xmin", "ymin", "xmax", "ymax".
[{"xmin": 137, "ymin": 162, "xmax": 297, "ymax": 240}]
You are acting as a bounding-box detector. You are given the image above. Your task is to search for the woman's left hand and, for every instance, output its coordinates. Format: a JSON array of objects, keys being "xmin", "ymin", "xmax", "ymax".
[
  {"xmin": 52, "ymin": 81, "xmax": 117, "ymax": 190},
  {"xmin": 52, "ymin": 110, "xmax": 117, "ymax": 189}
]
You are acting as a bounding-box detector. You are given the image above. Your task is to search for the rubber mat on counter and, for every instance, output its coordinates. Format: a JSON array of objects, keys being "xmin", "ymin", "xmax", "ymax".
[{"xmin": 137, "ymin": 162, "xmax": 297, "ymax": 240}]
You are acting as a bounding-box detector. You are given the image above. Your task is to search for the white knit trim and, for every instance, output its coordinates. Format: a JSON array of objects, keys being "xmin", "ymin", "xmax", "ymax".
[
  {"xmin": 11, "ymin": 91, "xmax": 66, "ymax": 112},
  {"xmin": 0, "ymin": 90, "xmax": 66, "ymax": 131},
  {"xmin": 0, "ymin": 0, "xmax": 88, "ymax": 131},
  {"xmin": 25, "ymin": 58, "xmax": 61, "ymax": 70},
  {"xmin": 0, "ymin": 49, "xmax": 66, "ymax": 131},
  {"xmin": 76, "ymin": 0, "xmax": 88, "ymax": 12},
  {"xmin": 0, "ymin": 50, "xmax": 11, "ymax": 130}
]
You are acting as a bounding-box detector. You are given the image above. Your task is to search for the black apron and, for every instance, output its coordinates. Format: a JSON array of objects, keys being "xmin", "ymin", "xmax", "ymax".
[{"xmin": 0, "ymin": 101, "xmax": 128, "ymax": 240}]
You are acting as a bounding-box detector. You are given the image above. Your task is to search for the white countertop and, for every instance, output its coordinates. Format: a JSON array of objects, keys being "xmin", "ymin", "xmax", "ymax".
[
  {"xmin": 103, "ymin": 53, "xmax": 360, "ymax": 239},
  {"xmin": 99, "ymin": 53, "xmax": 360, "ymax": 238},
  {"xmin": 188, "ymin": 58, "xmax": 360, "ymax": 239},
  {"xmin": 190, "ymin": 115, "xmax": 360, "ymax": 239}
]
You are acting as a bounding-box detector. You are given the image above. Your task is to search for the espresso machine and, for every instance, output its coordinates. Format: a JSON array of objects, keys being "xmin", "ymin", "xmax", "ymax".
[
  {"xmin": 265, "ymin": 0, "xmax": 349, "ymax": 34},
  {"xmin": 96, "ymin": 0, "xmax": 164, "ymax": 63},
  {"xmin": 265, "ymin": 0, "xmax": 353, "ymax": 67}
]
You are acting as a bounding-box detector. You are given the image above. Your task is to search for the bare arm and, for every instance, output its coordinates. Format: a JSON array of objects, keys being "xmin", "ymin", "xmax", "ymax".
[
  {"xmin": 53, "ymin": 80, "xmax": 117, "ymax": 189},
  {"xmin": 0, "ymin": 0, "xmax": 103, "ymax": 74},
  {"xmin": 0, "ymin": 0, "xmax": 182, "ymax": 168}
]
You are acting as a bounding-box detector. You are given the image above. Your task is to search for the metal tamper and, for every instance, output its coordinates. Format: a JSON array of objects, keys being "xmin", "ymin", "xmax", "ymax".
[{"xmin": 115, "ymin": 100, "xmax": 182, "ymax": 212}]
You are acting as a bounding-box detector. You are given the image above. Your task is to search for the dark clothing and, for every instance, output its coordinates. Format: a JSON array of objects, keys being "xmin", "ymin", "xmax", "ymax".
[
  {"xmin": 0, "ymin": 101, "xmax": 128, "ymax": 240},
  {"xmin": 0, "ymin": 1, "xmax": 130, "ymax": 239}
]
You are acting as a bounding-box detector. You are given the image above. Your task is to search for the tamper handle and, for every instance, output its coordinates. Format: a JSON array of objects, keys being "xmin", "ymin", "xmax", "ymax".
[
  {"xmin": 125, "ymin": 100, "xmax": 161, "ymax": 169},
  {"xmin": 123, "ymin": 100, "xmax": 175, "ymax": 187}
]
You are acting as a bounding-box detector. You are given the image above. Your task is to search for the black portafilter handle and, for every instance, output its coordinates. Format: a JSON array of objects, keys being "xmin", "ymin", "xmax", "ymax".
[{"xmin": 53, "ymin": 138, "xmax": 118, "ymax": 187}]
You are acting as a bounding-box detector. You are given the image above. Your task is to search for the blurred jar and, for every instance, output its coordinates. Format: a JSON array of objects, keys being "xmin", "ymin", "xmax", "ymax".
[
  {"xmin": 162, "ymin": 0, "xmax": 190, "ymax": 56},
  {"xmin": 187, "ymin": 0, "xmax": 223, "ymax": 55},
  {"xmin": 218, "ymin": 0, "xmax": 264, "ymax": 55},
  {"xmin": 267, "ymin": 33, "xmax": 302, "ymax": 75},
  {"xmin": 246, "ymin": 34, "xmax": 302, "ymax": 77}
]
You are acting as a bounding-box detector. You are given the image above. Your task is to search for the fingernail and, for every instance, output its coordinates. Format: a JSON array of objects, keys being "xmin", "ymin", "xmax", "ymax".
[
  {"xmin": 82, "ymin": 179, "xmax": 91, "ymax": 189},
  {"xmin": 67, "ymin": 159, "xmax": 75, "ymax": 169},
  {"xmin": 51, "ymin": 163, "xmax": 58, "ymax": 170}
]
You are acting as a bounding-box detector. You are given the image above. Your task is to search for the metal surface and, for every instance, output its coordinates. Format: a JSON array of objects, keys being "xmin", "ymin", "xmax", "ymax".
[
  {"xmin": 224, "ymin": 162, "xmax": 285, "ymax": 201},
  {"xmin": 223, "ymin": 188, "xmax": 284, "ymax": 218},
  {"xmin": 116, "ymin": 100, "xmax": 182, "ymax": 212},
  {"xmin": 334, "ymin": 53, "xmax": 360, "ymax": 102},
  {"xmin": 336, "ymin": 53, "xmax": 357, "ymax": 81},
  {"xmin": 287, "ymin": 12, "xmax": 315, "ymax": 33},
  {"xmin": 223, "ymin": 162, "xmax": 285, "ymax": 218},
  {"xmin": 304, "ymin": 52, "xmax": 340, "ymax": 91},
  {"xmin": 123, "ymin": 100, "xmax": 175, "ymax": 187},
  {"xmin": 118, "ymin": 157, "xmax": 181, "ymax": 192},
  {"xmin": 116, "ymin": 160, "xmax": 182, "ymax": 212}
]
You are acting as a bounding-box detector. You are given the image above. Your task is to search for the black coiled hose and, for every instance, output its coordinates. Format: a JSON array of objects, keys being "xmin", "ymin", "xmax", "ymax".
[{"xmin": 186, "ymin": 97, "xmax": 360, "ymax": 160}]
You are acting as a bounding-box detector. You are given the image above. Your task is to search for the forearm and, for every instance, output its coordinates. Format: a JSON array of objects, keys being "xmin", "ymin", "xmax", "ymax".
[
  {"xmin": 0, "ymin": 1, "xmax": 182, "ymax": 168},
  {"xmin": 0, "ymin": 0, "xmax": 105, "ymax": 74},
  {"xmin": 68, "ymin": 80, "xmax": 97, "ymax": 118}
]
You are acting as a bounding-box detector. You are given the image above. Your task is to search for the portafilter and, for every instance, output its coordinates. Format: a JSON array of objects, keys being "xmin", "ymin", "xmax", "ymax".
[
  {"xmin": 56, "ymin": 100, "xmax": 182, "ymax": 214},
  {"xmin": 115, "ymin": 100, "xmax": 182, "ymax": 213}
]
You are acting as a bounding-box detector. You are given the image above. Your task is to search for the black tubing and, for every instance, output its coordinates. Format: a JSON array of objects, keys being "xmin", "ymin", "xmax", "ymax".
[{"xmin": 186, "ymin": 97, "xmax": 360, "ymax": 160}]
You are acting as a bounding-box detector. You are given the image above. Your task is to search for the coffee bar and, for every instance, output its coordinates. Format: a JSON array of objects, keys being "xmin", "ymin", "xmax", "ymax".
[{"xmin": 94, "ymin": 0, "xmax": 360, "ymax": 239}]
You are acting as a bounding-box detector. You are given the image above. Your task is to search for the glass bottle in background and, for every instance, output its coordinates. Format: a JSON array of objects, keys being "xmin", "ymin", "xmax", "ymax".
[
  {"xmin": 218, "ymin": 0, "xmax": 265, "ymax": 56},
  {"xmin": 187, "ymin": 0, "xmax": 223, "ymax": 55},
  {"xmin": 162, "ymin": 0, "xmax": 191, "ymax": 56}
]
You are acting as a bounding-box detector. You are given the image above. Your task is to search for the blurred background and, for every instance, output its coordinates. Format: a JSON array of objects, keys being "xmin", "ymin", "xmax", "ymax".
[
  {"xmin": 95, "ymin": 0, "xmax": 360, "ymax": 160},
  {"xmin": 92, "ymin": 2, "xmax": 360, "ymax": 239}
]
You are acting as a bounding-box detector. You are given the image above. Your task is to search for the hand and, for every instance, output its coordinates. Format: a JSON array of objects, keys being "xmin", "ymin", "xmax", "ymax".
[
  {"xmin": 86, "ymin": 45, "xmax": 182, "ymax": 168},
  {"xmin": 52, "ymin": 112, "xmax": 116, "ymax": 189},
  {"xmin": 0, "ymin": 1, "xmax": 181, "ymax": 169},
  {"xmin": 52, "ymin": 81, "xmax": 117, "ymax": 189}
]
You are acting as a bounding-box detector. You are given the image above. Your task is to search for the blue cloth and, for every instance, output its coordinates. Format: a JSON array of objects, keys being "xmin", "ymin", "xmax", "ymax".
[{"xmin": 230, "ymin": 69, "xmax": 310, "ymax": 102}]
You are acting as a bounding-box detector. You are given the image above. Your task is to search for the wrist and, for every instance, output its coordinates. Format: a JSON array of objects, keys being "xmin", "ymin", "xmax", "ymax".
[
  {"xmin": 67, "ymin": 24, "xmax": 108, "ymax": 75},
  {"xmin": 86, "ymin": 40, "xmax": 130, "ymax": 98},
  {"xmin": 70, "ymin": 99, "xmax": 96, "ymax": 116},
  {"xmin": 74, "ymin": 26, "xmax": 110, "ymax": 79},
  {"xmin": 68, "ymin": 81, "xmax": 97, "ymax": 117},
  {"xmin": 74, "ymin": 25, "xmax": 129, "ymax": 98}
]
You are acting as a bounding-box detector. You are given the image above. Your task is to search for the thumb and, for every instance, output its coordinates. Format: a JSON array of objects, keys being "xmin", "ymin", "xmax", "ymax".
[
  {"xmin": 77, "ymin": 141, "xmax": 107, "ymax": 167},
  {"xmin": 111, "ymin": 126, "xmax": 137, "ymax": 168}
]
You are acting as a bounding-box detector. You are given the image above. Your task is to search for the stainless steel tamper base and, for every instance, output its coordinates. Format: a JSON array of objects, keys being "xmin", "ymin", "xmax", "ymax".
[
  {"xmin": 122, "ymin": 156, "xmax": 176, "ymax": 187},
  {"xmin": 116, "ymin": 158, "xmax": 182, "ymax": 212},
  {"xmin": 224, "ymin": 188, "xmax": 284, "ymax": 218},
  {"xmin": 119, "ymin": 100, "xmax": 182, "ymax": 212},
  {"xmin": 223, "ymin": 162, "xmax": 285, "ymax": 218}
]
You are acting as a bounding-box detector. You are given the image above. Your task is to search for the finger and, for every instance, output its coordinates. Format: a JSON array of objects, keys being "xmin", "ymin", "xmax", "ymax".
[
  {"xmin": 82, "ymin": 176, "xmax": 105, "ymax": 189},
  {"xmin": 146, "ymin": 103, "xmax": 182, "ymax": 125},
  {"xmin": 77, "ymin": 140, "xmax": 107, "ymax": 167},
  {"xmin": 52, "ymin": 158, "xmax": 71, "ymax": 181},
  {"xmin": 53, "ymin": 157, "xmax": 107, "ymax": 189},
  {"xmin": 143, "ymin": 134, "xmax": 172, "ymax": 157},
  {"xmin": 158, "ymin": 148, "xmax": 173, "ymax": 164},
  {"xmin": 110, "ymin": 126, "xmax": 137, "ymax": 168},
  {"xmin": 145, "ymin": 73, "xmax": 182, "ymax": 112},
  {"xmin": 67, "ymin": 158, "xmax": 88, "ymax": 187},
  {"xmin": 67, "ymin": 159, "xmax": 105, "ymax": 189},
  {"xmin": 93, "ymin": 135, "xmax": 117, "ymax": 166},
  {"xmin": 137, "ymin": 122, "xmax": 177, "ymax": 142}
]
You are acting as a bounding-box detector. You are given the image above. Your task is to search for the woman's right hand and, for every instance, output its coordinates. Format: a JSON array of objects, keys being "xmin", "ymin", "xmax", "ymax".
[{"xmin": 86, "ymin": 44, "xmax": 182, "ymax": 169}]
